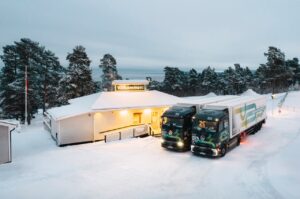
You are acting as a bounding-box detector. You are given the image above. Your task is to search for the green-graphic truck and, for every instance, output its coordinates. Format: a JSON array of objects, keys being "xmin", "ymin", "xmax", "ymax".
[
  {"xmin": 191, "ymin": 95, "xmax": 267, "ymax": 157},
  {"xmin": 161, "ymin": 96, "xmax": 238, "ymax": 151}
]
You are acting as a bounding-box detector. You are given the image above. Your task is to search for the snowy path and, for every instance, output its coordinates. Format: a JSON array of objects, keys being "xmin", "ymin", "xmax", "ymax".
[{"xmin": 0, "ymin": 92, "xmax": 300, "ymax": 199}]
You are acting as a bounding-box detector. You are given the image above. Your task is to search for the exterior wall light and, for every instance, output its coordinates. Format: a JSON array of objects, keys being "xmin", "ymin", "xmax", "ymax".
[
  {"xmin": 144, "ymin": 109, "xmax": 152, "ymax": 114},
  {"xmin": 120, "ymin": 110, "xmax": 128, "ymax": 116}
]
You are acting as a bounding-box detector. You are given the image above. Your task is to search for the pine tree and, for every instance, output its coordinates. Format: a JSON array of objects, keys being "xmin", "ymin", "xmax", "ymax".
[
  {"xmin": 40, "ymin": 50, "xmax": 65, "ymax": 112},
  {"xmin": 0, "ymin": 45, "xmax": 19, "ymax": 119},
  {"xmin": 99, "ymin": 54, "xmax": 121, "ymax": 91},
  {"xmin": 243, "ymin": 66, "xmax": 254, "ymax": 90},
  {"xmin": 0, "ymin": 38, "xmax": 64, "ymax": 123},
  {"xmin": 0, "ymin": 39, "xmax": 42, "ymax": 124},
  {"xmin": 254, "ymin": 64, "xmax": 269, "ymax": 93},
  {"xmin": 162, "ymin": 66, "xmax": 186, "ymax": 96},
  {"xmin": 286, "ymin": 58, "xmax": 300, "ymax": 85},
  {"xmin": 200, "ymin": 66, "xmax": 218, "ymax": 94},
  {"xmin": 187, "ymin": 68, "xmax": 200, "ymax": 96},
  {"xmin": 264, "ymin": 46, "xmax": 292, "ymax": 93},
  {"xmin": 62, "ymin": 45, "xmax": 95, "ymax": 100}
]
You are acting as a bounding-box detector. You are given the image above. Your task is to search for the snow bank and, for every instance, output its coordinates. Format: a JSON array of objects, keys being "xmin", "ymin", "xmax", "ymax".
[
  {"xmin": 205, "ymin": 92, "xmax": 217, "ymax": 97},
  {"xmin": 241, "ymin": 89, "xmax": 260, "ymax": 96}
]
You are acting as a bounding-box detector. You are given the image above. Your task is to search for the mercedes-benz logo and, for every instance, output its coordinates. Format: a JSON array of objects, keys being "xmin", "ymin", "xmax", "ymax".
[{"xmin": 200, "ymin": 135, "xmax": 205, "ymax": 141}]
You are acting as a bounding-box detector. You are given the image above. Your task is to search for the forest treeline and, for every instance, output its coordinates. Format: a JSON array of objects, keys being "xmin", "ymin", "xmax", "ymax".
[
  {"xmin": 0, "ymin": 38, "xmax": 299, "ymax": 124},
  {"xmin": 150, "ymin": 47, "xmax": 300, "ymax": 96}
]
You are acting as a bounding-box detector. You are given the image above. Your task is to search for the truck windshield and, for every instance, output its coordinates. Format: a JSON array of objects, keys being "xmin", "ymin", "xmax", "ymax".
[
  {"xmin": 193, "ymin": 120, "xmax": 218, "ymax": 133},
  {"xmin": 192, "ymin": 119, "xmax": 219, "ymax": 143},
  {"xmin": 162, "ymin": 117, "xmax": 183, "ymax": 137}
]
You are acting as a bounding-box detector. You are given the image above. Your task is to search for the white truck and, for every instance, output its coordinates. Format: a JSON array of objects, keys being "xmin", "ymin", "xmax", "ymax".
[
  {"xmin": 191, "ymin": 95, "xmax": 267, "ymax": 157},
  {"xmin": 161, "ymin": 95, "xmax": 239, "ymax": 151}
]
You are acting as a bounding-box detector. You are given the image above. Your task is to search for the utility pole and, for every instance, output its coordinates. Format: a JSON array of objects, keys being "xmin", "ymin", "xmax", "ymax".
[{"xmin": 25, "ymin": 62, "xmax": 28, "ymax": 125}]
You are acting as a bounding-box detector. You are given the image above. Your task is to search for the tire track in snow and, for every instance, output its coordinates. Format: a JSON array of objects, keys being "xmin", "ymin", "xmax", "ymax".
[{"xmin": 238, "ymin": 116, "xmax": 300, "ymax": 199}]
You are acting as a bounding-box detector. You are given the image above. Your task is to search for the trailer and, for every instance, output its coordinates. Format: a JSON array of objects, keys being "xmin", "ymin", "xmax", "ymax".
[
  {"xmin": 161, "ymin": 95, "xmax": 238, "ymax": 151},
  {"xmin": 191, "ymin": 95, "xmax": 267, "ymax": 157}
]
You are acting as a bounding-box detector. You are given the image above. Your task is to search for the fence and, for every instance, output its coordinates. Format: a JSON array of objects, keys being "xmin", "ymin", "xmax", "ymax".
[
  {"xmin": 277, "ymin": 91, "xmax": 289, "ymax": 112},
  {"xmin": 104, "ymin": 124, "xmax": 149, "ymax": 143}
]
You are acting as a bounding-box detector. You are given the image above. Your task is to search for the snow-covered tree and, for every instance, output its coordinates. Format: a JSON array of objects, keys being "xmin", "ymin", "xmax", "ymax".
[
  {"xmin": 162, "ymin": 66, "xmax": 187, "ymax": 96},
  {"xmin": 0, "ymin": 39, "xmax": 40, "ymax": 123},
  {"xmin": 286, "ymin": 58, "xmax": 300, "ymax": 86},
  {"xmin": 99, "ymin": 54, "xmax": 122, "ymax": 91},
  {"xmin": 264, "ymin": 46, "xmax": 292, "ymax": 93},
  {"xmin": 61, "ymin": 45, "xmax": 95, "ymax": 101},
  {"xmin": 40, "ymin": 50, "xmax": 65, "ymax": 112},
  {"xmin": 0, "ymin": 38, "xmax": 64, "ymax": 123},
  {"xmin": 187, "ymin": 68, "xmax": 200, "ymax": 95},
  {"xmin": 200, "ymin": 66, "xmax": 218, "ymax": 94},
  {"xmin": 0, "ymin": 45, "xmax": 19, "ymax": 119}
]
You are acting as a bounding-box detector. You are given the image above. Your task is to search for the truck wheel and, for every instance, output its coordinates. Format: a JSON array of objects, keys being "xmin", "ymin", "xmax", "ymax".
[
  {"xmin": 258, "ymin": 123, "xmax": 262, "ymax": 131},
  {"xmin": 237, "ymin": 136, "xmax": 241, "ymax": 146},
  {"xmin": 220, "ymin": 145, "xmax": 227, "ymax": 157}
]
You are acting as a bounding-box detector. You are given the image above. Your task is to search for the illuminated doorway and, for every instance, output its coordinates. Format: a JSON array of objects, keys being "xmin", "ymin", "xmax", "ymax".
[{"xmin": 133, "ymin": 113, "xmax": 142, "ymax": 125}]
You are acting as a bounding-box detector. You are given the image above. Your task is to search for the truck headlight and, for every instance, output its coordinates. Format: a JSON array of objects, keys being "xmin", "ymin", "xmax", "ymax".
[{"xmin": 177, "ymin": 141, "xmax": 184, "ymax": 148}]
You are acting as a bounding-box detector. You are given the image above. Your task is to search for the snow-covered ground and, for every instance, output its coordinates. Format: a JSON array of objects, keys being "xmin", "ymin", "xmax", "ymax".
[{"xmin": 0, "ymin": 92, "xmax": 300, "ymax": 199}]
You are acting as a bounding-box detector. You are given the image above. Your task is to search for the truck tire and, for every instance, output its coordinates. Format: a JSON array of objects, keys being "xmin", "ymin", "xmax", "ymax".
[
  {"xmin": 237, "ymin": 136, "xmax": 241, "ymax": 146},
  {"xmin": 258, "ymin": 123, "xmax": 262, "ymax": 131},
  {"xmin": 220, "ymin": 145, "xmax": 227, "ymax": 157}
]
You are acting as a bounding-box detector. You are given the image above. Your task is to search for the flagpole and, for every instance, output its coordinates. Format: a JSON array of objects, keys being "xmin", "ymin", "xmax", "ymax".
[{"xmin": 25, "ymin": 62, "xmax": 28, "ymax": 125}]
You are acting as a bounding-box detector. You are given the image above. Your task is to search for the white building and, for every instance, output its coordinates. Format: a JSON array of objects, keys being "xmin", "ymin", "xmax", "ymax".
[
  {"xmin": 0, "ymin": 121, "xmax": 17, "ymax": 164},
  {"xmin": 45, "ymin": 80, "xmax": 183, "ymax": 146}
]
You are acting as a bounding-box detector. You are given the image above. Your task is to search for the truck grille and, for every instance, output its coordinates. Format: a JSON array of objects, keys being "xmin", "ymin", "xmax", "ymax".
[
  {"xmin": 196, "ymin": 142, "xmax": 213, "ymax": 148},
  {"xmin": 164, "ymin": 136, "xmax": 178, "ymax": 142},
  {"xmin": 193, "ymin": 146, "xmax": 214, "ymax": 155}
]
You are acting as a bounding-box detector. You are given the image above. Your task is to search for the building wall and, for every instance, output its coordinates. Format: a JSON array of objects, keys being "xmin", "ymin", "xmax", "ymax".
[
  {"xmin": 94, "ymin": 107, "xmax": 166, "ymax": 140},
  {"xmin": 58, "ymin": 113, "xmax": 94, "ymax": 145},
  {"xmin": 50, "ymin": 117, "xmax": 58, "ymax": 139},
  {"xmin": 51, "ymin": 107, "xmax": 168, "ymax": 145},
  {"xmin": 0, "ymin": 125, "xmax": 10, "ymax": 164}
]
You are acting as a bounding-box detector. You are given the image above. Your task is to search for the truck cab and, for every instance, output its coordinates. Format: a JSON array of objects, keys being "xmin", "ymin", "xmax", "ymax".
[
  {"xmin": 191, "ymin": 108, "xmax": 232, "ymax": 157},
  {"xmin": 161, "ymin": 105, "xmax": 196, "ymax": 151}
]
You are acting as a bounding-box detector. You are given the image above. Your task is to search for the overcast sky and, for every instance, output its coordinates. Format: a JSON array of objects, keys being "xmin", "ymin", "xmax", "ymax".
[{"xmin": 0, "ymin": 0, "xmax": 299, "ymax": 70}]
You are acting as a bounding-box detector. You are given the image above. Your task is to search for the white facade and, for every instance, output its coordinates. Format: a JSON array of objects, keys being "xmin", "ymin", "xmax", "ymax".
[
  {"xmin": 204, "ymin": 95, "xmax": 267, "ymax": 138},
  {"xmin": 45, "ymin": 81, "xmax": 181, "ymax": 146}
]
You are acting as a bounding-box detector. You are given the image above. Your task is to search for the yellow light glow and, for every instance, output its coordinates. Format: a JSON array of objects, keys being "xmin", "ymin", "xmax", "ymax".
[
  {"xmin": 95, "ymin": 113, "xmax": 102, "ymax": 117},
  {"xmin": 177, "ymin": 141, "xmax": 184, "ymax": 148},
  {"xmin": 144, "ymin": 109, "xmax": 152, "ymax": 114},
  {"xmin": 120, "ymin": 110, "xmax": 128, "ymax": 116}
]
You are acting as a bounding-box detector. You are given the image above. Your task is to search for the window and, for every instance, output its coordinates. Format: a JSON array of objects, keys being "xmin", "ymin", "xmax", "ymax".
[
  {"xmin": 219, "ymin": 120, "xmax": 224, "ymax": 132},
  {"xmin": 224, "ymin": 119, "xmax": 229, "ymax": 129}
]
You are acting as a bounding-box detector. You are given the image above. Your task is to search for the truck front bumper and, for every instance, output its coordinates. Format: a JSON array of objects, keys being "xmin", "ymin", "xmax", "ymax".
[
  {"xmin": 161, "ymin": 140, "xmax": 187, "ymax": 151},
  {"xmin": 191, "ymin": 145, "xmax": 219, "ymax": 156}
]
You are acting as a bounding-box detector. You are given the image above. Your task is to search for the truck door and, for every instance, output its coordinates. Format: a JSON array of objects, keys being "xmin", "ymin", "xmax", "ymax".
[{"xmin": 219, "ymin": 118, "xmax": 229, "ymax": 143}]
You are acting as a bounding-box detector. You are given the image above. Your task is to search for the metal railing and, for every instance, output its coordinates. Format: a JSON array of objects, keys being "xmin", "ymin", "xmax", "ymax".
[
  {"xmin": 104, "ymin": 124, "xmax": 149, "ymax": 143},
  {"xmin": 278, "ymin": 91, "xmax": 289, "ymax": 113}
]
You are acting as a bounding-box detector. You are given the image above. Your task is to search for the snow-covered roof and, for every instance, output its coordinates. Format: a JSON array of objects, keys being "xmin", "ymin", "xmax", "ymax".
[
  {"xmin": 206, "ymin": 95, "xmax": 267, "ymax": 108},
  {"xmin": 112, "ymin": 80, "xmax": 149, "ymax": 85},
  {"xmin": 47, "ymin": 90, "xmax": 181, "ymax": 120},
  {"xmin": 92, "ymin": 90, "xmax": 181, "ymax": 111},
  {"xmin": 47, "ymin": 93, "xmax": 100, "ymax": 120},
  {"xmin": 0, "ymin": 120, "xmax": 19, "ymax": 130},
  {"xmin": 181, "ymin": 95, "xmax": 238, "ymax": 104},
  {"xmin": 182, "ymin": 92, "xmax": 217, "ymax": 101}
]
